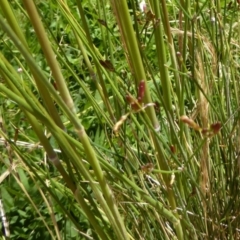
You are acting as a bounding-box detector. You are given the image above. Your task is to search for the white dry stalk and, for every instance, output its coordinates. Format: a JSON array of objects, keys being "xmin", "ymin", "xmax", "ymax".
[
  {"xmin": 0, "ymin": 199, "xmax": 10, "ymax": 237},
  {"xmin": 0, "ymin": 138, "xmax": 61, "ymax": 153}
]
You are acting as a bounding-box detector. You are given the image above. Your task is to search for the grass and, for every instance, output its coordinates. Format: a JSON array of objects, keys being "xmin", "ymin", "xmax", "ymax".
[{"xmin": 0, "ymin": 0, "xmax": 240, "ymax": 239}]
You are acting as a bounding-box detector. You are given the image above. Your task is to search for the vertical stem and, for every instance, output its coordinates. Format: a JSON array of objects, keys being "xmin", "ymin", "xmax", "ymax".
[
  {"xmin": 22, "ymin": 0, "xmax": 75, "ymax": 113},
  {"xmin": 110, "ymin": 0, "xmax": 160, "ymax": 130},
  {"xmin": 110, "ymin": 1, "xmax": 183, "ymax": 238},
  {"xmin": 151, "ymin": 0, "xmax": 173, "ymax": 116}
]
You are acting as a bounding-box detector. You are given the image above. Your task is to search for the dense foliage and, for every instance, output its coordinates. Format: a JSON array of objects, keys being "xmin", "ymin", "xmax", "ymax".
[{"xmin": 0, "ymin": 0, "xmax": 240, "ymax": 239}]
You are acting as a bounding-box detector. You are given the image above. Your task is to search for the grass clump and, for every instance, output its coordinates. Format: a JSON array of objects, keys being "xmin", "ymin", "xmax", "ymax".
[{"xmin": 0, "ymin": 0, "xmax": 239, "ymax": 239}]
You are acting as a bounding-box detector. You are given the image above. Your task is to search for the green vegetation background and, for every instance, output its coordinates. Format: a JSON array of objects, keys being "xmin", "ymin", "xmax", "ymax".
[{"xmin": 0, "ymin": 0, "xmax": 239, "ymax": 239}]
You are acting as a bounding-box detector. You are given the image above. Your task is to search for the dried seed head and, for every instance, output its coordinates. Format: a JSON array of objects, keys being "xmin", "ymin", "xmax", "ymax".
[
  {"xmin": 210, "ymin": 122, "xmax": 221, "ymax": 134},
  {"xmin": 180, "ymin": 116, "xmax": 201, "ymax": 131},
  {"xmin": 141, "ymin": 163, "xmax": 154, "ymax": 173},
  {"xmin": 113, "ymin": 113, "xmax": 129, "ymax": 135},
  {"xmin": 170, "ymin": 145, "xmax": 176, "ymax": 154}
]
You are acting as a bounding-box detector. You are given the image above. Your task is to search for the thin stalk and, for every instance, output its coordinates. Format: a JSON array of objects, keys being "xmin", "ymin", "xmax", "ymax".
[
  {"xmin": 1, "ymin": 158, "xmax": 55, "ymax": 239},
  {"xmin": 0, "ymin": 17, "xmax": 78, "ymax": 130},
  {"xmin": 99, "ymin": 0, "xmax": 122, "ymax": 119},
  {"xmin": 160, "ymin": 0, "xmax": 187, "ymax": 205},
  {"xmin": 110, "ymin": 0, "xmax": 160, "ymax": 130},
  {"xmin": 109, "ymin": 1, "xmax": 183, "ymax": 238},
  {"xmin": 73, "ymin": 187, "xmax": 111, "ymax": 240},
  {"xmin": 0, "ymin": 0, "xmax": 28, "ymax": 47},
  {"xmin": 22, "ymin": 0, "xmax": 75, "ymax": 113},
  {"xmin": 53, "ymin": 3, "xmax": 126, "ymax": 112},
  {"xmin": 150, "ymin": 0, "xmax": 173, "ymax": 116},
  {"xmin": 0, "ymin": 80, "xmax": 76, "ymax": 191},
  {"xmin": 2, "ymin": 38, "xmax": 129, "ymax": 239},
  {"xmin": 0, "ymin": 81, "xmax": 127, "ymax": 238},
  {"xmin": 160, "ymin": 0, "xmax": 182, "ymax": 116},
  {"xmin": 74, "ymin": 0, "xmax": 115, "ymax": 120},
  {"xmin": 75, "ymin": 128, "xmax": 129, "ymax": 240},
  {"xmin": 0, "ymin": 9, "xmax": 65, "ymax": 130},
  {"xmin": 10, "ymin": 142, "xmax": 111, "ymax": 239},
  {"xmin": 73, "ymin": 34, "xmax": 107, "ymax": 113}
]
